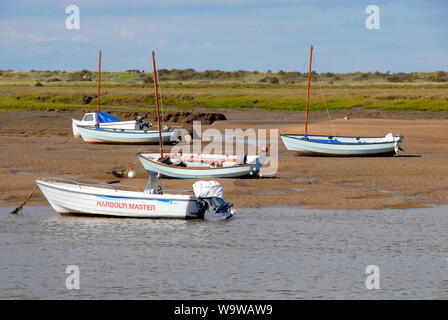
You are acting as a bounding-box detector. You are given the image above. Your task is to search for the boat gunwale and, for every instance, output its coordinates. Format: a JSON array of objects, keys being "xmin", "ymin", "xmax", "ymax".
[
  {"xmin": 280, "ymin": 133, "xmax": 402, "ymax": 146},
  {"xmin": 137, "ymin": 153, "xmax": 253, "ymax": 171},
  {"xmin": 36, "ymin": 179, "xmax": 197, "ymax": 201},
  {"xmin": 77, "ymin": 125, "xmax": 171, "ymax": 135}
]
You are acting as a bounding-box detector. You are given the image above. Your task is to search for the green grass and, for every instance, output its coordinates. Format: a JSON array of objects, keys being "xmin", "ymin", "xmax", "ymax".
[
  {"xmin": 2, "ymin": 93, "xmax": 448, "ymax": 113},
  {"xmin": 1, "ymin": 79, "xmax": 448, "ymax": 113}
]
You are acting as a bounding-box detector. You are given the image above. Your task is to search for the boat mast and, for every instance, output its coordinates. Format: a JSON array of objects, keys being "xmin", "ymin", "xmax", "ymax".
[
  {"xmin": 96, "ymin": 50, "xmax": 101, "ymax": 127},
  {"xmin": 305, "ymin": 45, "xmax": 313, "ymax": 136},
  {"xmin": 152, "ymin": 51, "xmax": 164, "ymax": 159}
]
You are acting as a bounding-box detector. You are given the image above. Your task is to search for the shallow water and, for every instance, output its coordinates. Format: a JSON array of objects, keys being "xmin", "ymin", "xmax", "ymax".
[{"xmin": 1, "ymin": 205, "xmax": 448, "ymax": 299}]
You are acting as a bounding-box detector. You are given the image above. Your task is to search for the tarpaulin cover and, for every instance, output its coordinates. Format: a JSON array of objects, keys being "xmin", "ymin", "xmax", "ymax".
[
  {"xmin": 98, "ymin": 112, "xmax": 120, "ymax": 123},
  {"xmin": 193, "ymin": 181, "xmax": 223, "ymax": 198}
]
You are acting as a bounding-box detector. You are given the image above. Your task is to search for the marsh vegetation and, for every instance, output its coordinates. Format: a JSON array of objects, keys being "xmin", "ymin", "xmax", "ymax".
[{"xmin": 1, "ymin": 69, "xmax": 447, "ymax": 112}]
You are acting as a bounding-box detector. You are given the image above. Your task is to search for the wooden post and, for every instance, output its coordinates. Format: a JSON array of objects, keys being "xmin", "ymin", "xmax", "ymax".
[
  {"xmin": 305, "ymin": 45, "xmax": 313, "ymax": 136},
  {"xmin": 152, "ymin": 51, "xmax": 164, "ymax": 159}
]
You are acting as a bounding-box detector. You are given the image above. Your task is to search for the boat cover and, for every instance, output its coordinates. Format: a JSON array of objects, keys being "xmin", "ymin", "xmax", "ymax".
[
  {"xmin": 193, "ymin": 181, "xmax": 223, "ymax": 198},
  {"xmin": 98, "ymin": 112, "xmax": 120, "ymax": 123}
]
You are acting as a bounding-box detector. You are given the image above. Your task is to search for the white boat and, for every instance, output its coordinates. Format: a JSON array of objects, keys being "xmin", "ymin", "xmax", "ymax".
[
  {"xmin": 36, "ymin": 177, "xmax": 234, "ymax": 219},
  {"xmin": 138, "ymin": 152, "xmax": 266, "ymax": 179},
  {"xmin": 281, "ymin": 133, "xmax": 403, "ymax": 157},
  {"xmin": 74, "ymin": 50, "xmax": 183, "ymax": 145},
  {"xmin": 281, "ymin": 45, "xmax": 404, "ymax": 157},
  {"xmin": 72, "ymin": 112, "xmax": 139, "ymax": 138},
  {"xmin": 137, "ymin": 51, "xmax": 267, "ymax": 179}
]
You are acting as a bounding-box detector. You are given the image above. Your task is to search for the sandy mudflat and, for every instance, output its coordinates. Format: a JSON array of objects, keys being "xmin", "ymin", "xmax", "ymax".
[{"xmin": 1, "ymin": 109, "xmax": 447, "ymax": 210}]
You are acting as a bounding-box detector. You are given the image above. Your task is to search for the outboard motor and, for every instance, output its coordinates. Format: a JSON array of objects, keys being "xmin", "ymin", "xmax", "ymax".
[
  {"xmin": 136, "ymin": 116, "xmax": 150, "ymax": 130},
  {"xmin": 193, "ymin": 181, "xmax": 234, "ymax": 219}
]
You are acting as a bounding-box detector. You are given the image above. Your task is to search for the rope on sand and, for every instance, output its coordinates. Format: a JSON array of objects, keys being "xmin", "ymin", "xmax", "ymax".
[
  {"xmin": 63, "ymin": 135, "xmax": 71, "ymax": 144},
  {"xmin": 10, "ymin": 185, "xmax": 38, "ymax": 215}
]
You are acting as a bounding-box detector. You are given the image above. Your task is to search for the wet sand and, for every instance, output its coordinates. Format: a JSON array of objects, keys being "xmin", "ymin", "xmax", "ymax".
[{"xmin": 1, "ymin": 109, "xmax": 447, "ymax": 210}]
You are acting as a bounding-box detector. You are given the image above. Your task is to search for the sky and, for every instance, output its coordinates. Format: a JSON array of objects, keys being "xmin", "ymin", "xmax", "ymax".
[{"xmin": 0, "ymin": 0, "xmax": 447, "ymax": 73}]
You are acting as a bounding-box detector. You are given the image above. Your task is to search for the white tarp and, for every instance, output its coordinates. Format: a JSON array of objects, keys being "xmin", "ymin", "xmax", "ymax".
[{"xmin": 193, "ymin": 181, "xmax": 223, "ymax": 198}]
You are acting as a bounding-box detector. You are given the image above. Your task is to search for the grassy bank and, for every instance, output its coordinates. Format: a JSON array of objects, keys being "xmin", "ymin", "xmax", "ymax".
[{"xmin": 1, "ymin": 72, "xmax": 448, "ymax": 113}]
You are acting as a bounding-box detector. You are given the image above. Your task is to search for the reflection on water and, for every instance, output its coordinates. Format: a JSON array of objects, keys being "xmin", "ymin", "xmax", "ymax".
[{"xmin": 1, "ymin": 205, "xmax": 448, "ymax": 299}]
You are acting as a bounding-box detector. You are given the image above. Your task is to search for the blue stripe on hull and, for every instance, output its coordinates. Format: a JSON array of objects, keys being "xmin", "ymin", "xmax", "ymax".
[{"xmin": 96, "ymin": 195, "xmax": 174, "ymax": 204}]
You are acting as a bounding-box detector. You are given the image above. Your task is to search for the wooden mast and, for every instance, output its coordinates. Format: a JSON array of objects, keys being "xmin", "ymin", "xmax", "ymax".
[
  {"xmin": 152, "ymin": 51, "xmax": 164, "ymax": 159},
  {"xmin": 304, "ymin": 45, "xmax": 313, "ymax": 136},
  {"xmin": 96, "ymin": 50, "xmax": 101, "ymax": 127}
]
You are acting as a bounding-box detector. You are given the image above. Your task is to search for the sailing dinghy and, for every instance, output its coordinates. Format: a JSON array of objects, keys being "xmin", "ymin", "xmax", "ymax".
[
  {"xmin": 280, "ymin": 46, "xmax": 404, "ymax": 157},
  {"xmin": 76, "ymin": 50, "xmax": 182, "ymax": 145},
  {"xmin": 36, "ymin": 176, "xmax": 235, "ymax": 219},
  {"xmin": 137, "ymin": 51, "xmax": 267, "ymax": 179},
  {"xmin": 138, "ymin": 152, "xmax": 266, "ymax": 179},
  {"xmin": 281, "ymin": 133, "xmax": 403, "ymax": 157}
]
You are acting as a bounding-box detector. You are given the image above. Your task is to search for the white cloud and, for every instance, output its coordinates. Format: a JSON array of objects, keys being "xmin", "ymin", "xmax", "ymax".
[
  {"xmin": 0, "ymin": 29, "xmax": 61, "ymax": 43},
  {"xmin": 71, "ymin": 35, "xmax": 88, "ymax": 42},
  {"xmin": 119, "ymin": 29, "xmax": 136, "ymax": 39},
  {"xmin": 177, "ymin": 42, "xmax": 214, "ymax": 52}
]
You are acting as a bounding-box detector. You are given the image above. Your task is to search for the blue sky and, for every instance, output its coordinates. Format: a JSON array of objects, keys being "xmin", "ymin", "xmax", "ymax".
[{"xmin": 0, "ymin": 0, "xmax": 446, "ymax": 72}]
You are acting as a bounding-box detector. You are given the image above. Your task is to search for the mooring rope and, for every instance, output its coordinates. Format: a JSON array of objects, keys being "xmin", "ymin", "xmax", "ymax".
[
  {"xmin": 10, "ymin": 185, "xmax": 37, "ymax": 214},
  {"xmin": 314, "ymin": 52, "xmax": 337, "ymax": 137}
]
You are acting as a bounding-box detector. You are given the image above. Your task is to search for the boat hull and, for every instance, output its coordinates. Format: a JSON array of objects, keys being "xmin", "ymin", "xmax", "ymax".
[
  {"xmin": 77, "ymin": 126, "xmax": 173, "ymax": 145},
  {"xmin": 138, "ymin": 153, "xmax": 263, "ymax": 179},
  {"xmin": 36, "ymin": 179, "xmax": 203, "ymax": 219},
  {"xmin": 280, "ymin": 134, "xmax": 403, "ymax": 157},
  {"xmin": 72, "ymin": 119, "xmax": 138, "ymax": 138}
]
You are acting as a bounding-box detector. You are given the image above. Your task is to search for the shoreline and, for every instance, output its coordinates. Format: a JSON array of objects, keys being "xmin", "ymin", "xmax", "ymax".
[{"xmin": 1, "ymin": 109, "xmax": 447, "ymax": 211}]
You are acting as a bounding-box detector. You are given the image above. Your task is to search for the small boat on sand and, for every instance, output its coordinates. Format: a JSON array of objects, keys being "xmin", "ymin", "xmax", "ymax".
[
  {"xmin": 72, "ymin": 112, "xmax": 146, "ymax": 138},
  {"xmin": 281, "ymin": 45, "xmax": 404, "ymax": 157},
  {"xmin": 137, "ymin": 51, "xmax": 268, "ymax": 179},
  {"xmin": 77, "ymin": 125, "xmax": 178, "ymax": 145},
  {"xmin": 36, "ymin": 177, "xmax": 234, "ymax": 219},
  {"xmin": 76, "ymin": 50, "xmax": 183, "ymax": 145},
  {"xmin": 281, "ymin": 133, "xmax": 403, "ymax": 157},
  {"xmin": 138, "ymin": 152, "xmax": 266, "ymax": 179}
]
